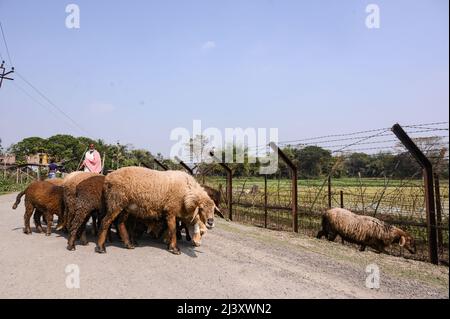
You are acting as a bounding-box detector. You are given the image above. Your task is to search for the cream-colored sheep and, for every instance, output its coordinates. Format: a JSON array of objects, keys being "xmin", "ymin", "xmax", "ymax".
[
  {"xmin": 96, "ymin": 167, "xmax": 220, "ymax": 254},
  {"xmin": 317, "ymin": 208, "xmax": 416, "ymax": 254}
]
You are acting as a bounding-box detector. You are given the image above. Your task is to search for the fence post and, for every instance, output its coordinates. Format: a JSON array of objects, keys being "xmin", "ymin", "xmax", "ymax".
[
  {"xmin": 209, "ymin": 151, "xmax": 233, "ymax": 221},
  {"xmin": 392, "ymin": 123, "xmax": 438, "ymax": 265},
  {"xmin": 340, "ymin": 190, "xmax": 344, "ymax": 208},
  {"xmin": 153, "ymin": 158, "xmax": 169, "ymax": 171},
  {"xmin": 264, "ymin": 174, "xmax": 268, "ymax": 228},
  {"xmin": 174, "ymin": 156, "xmax": 194, "ymax": 175},
  {"xmin": 327, "ymin": 175, "xmax": 332, "ymax": 208},
  {"xmin": 269, "ymin": 142, "xmax": 298, "ymax": 233},
  {"xmin": 16, "ymin": 167, "xmax": 19, "ymax": 183},
  {"xmin": 434, "ymin": 173, "xmax": 443, "ymax": 254}
]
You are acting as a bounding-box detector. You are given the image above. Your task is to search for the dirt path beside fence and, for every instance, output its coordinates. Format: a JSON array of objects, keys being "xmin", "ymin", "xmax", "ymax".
[{"xmin": 0, "ymin": 192, "xmax": 447, "ymax": 299}]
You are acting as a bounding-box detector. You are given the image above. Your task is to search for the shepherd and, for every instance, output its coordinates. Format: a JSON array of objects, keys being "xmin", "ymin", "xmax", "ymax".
[{"xmin": 80, "ymin": 143, "xmax": 102, "ymax": 173}]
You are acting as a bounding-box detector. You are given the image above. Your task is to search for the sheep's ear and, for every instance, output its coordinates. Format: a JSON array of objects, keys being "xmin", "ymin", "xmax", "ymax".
[
  {"xmin": 399, "ymin": 236, "xmax": 406, "ymax": 247},
  {"xmin": 214, "ymin": 205, "xmax": 225, "ymax": 219}
]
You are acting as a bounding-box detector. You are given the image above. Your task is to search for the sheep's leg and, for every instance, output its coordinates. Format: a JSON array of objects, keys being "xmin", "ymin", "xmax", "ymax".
[
  {"xmin": 107, "ymin": 225, "xmax": 113, "ymax": 243},
  {"xmin": 166, "ymin": 214, "xmax": 180, "ymax": 255},
  {"xmin": 55, "ymin": 216, "xmax": 65, "ymax": 232},
  {"xmin": 67, "ymin": 220, "xmax": 82, "ymax": 251},
  {"xmin": 316, "ymin": 230, "xmax": 325, "ymax": 239},
  {"xmin": 78, "ymin": 220, "xmax": 89, "ymax": 246},
  {"xmin": 327, "ymin": 233, "xmax": 337, "ymax": 241},
  {"xmin": 92, "ymin": 214, "xmax": 98, "ymax": 236},
  {"xmin": 359, "ymin": 245, "xmax": 366, "ymax": 252},
  {"xmin": 176, "ymin": 220, "xmax": 182, "ymax": 240},
  {"xmin": 117, "ymin": 213, "xmax": 134, "ymax": 249},
  {"xmin": 184, "ymin": 223, "xmax": 191, "ymax": 242},
  {"xmin": 125, "ymin": 215, "xmax": 139, "ymax": 246},
  {"xmin": 96, "ymin": 208, "xmax": 123, "ymax": 253},
  {"xmin": 44, "ymin": 212, "xmax": 53, "ymax": 236},
  {"xmin": 23, "ymin": 201, "xmax": 34, "ymax": 234},
  {"xmin": 33, "ymin": 211, "xmax": 44, "ymax": 233}
]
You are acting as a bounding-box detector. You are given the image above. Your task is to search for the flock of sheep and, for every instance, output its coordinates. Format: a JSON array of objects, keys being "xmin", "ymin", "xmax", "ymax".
[
  {"xmin": 12, "ymin": 167, "xmax": 222, "ymax": 254},
  {"xmin": 11, "ymin": 166, "xmax": 417, "ymax": 257}
]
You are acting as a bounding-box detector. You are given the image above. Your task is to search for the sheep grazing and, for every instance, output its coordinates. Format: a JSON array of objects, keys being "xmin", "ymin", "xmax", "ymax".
[
  {"xmin": 59, "ymin": 171, "xmax": 99, "ymax": 231},
  {"xmin": 317, "ymin": 208, "xmax": 416, "ymax": 254},
  {"xmin": 96, "ymin": 167, "xmax": 221, "ymax": 254},
  {"xmin": 12, "ymin": 181, "xmax": 64, "ymax": 235},
  {"xmin": 66, "ymin": 175, "xmax": 105, "ymax": 251}
]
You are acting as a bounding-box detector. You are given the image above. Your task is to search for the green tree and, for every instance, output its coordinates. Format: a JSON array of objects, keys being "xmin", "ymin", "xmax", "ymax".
[
  {"xmin": 296, "ymin": 146, "xmax": 332, "ymax": 178},
  {"xmin": 345, "ymin": 152, "xmax": 371, "ymax": 177},
  {"xmin": 9, "ymin": 137, "xmax": 47, "ymax": 163}
]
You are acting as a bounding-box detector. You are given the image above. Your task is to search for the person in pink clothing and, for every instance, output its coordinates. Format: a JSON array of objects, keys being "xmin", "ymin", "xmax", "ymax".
[{"xmin": 80, "ymin": 143, "xmax": 102, "ymax": 173}]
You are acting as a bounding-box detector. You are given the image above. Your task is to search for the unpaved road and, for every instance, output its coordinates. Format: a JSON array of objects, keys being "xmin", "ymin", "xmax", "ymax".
[{"xmin": 0, "ymin": 192, "xmax": 448, "ymax": 299}]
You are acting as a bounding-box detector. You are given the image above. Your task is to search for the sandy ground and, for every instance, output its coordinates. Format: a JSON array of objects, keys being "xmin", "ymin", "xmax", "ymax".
[{"xmin": 0, "ymin": 192, "xmax": 448, "ymax": 299}]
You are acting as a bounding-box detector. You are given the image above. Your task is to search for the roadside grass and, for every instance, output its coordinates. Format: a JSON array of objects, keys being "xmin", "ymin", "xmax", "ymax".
[{"xmin": 0, "ymin": 178, "xmax": 27, "ymax": 195}]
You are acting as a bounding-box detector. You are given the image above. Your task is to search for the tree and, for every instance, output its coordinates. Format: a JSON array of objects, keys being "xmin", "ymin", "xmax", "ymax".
[
  {"xmin": 296, "ymin": 146, "xmax": 332, "ymax": 178},
  {"xmin": 8, "ymin": 137, "xmax": 47, "ymax": 163},
  {"xmin": 185, "ymin": 135, "xmax": 211, "ymax": 164},
  {"xmin": 345, "ymin": 152, "xmax": 371, "ymax": 177}
]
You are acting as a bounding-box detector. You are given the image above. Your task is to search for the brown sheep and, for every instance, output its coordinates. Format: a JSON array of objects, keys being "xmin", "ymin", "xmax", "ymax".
[
  {"xmin": 45, "ymin": 178, "xmax": 64, "ymax": 186},
  {"xmin": 96, "ymin": 167, "xmax": 220, "ymax": 254},
  {"xmin": 33, "ymin": 178, "xmax": 65, "ymax": 226},
  {"xmin": 12, "ymin": 181, "xmax": 64, "ymax": 235},
  {"xmin": 317, "ymin": 208, "xmax": 416, "ymax": 254},
  {"xmin": 66, "ymin": 175, "xmax": 105, "ymax": 251},
  {"xmin": 59, "ymin": 171, "xmax": 99, "ymax": 231}
]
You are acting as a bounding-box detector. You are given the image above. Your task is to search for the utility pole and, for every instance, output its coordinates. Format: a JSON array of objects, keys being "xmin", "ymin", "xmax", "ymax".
[{"xmin": 0, "ymin": 61, "xmax": 14, "ymax": 88}]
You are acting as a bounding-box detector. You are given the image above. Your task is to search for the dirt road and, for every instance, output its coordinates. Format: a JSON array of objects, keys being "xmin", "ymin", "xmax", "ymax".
[{"xmin": 0, "ymin": 192, "xmax": 448, "ymax": 299}]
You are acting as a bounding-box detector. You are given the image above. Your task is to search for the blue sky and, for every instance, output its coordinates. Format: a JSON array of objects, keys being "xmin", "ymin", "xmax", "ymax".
[{"xmin": 0, "ymin": 0, "xmax": 448, "ymax": 155}]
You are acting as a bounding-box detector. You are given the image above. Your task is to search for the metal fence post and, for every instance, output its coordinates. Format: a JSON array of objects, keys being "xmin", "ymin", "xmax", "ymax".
[
  {"xmin": 327, "ymin": 175, "xmax": 332, "ymax": 209},
  {"xmin": 264, "ymin": 174, "xmax": 268, "ymax": 228},
  {"xmin": 209, "ymin": 151, "xmax": 233, "ymax": 221},
  {"xmin": 153, "ymin": 158, "xmax": 169, "ymax": 171},
  {"xmin": 174, "ymin": 156, "xmax": 194, "ymax": 175},
  {"xmin": 269, "ymin": 142, "xmax": 298, "ymax": 233},
  {"xmin": 434, "ymin": 173, "xmax": 443, "ymax": 254},
  {"xmin": 392, "ymin": 123, "xmax": 439, "ymax": 265}
]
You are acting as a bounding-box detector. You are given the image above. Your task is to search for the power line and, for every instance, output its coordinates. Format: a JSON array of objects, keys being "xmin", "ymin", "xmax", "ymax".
[
  {"xmin": 12, "ymin": 81, "xmax": 64, "ymax": 122},
  {"xmin": 0, "ymin": 21, "xmax": 13, "ymax": 66},
  {"xmin": 15, "ymin": 71, "xmax": 91, "ymax": 136}
]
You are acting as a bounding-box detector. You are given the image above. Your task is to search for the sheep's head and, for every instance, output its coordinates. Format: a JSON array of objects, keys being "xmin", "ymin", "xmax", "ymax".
[
  {"xmin": 186, "ymin": 188, "xmax": 222, "ymax": 229},
  {"xmin": 188, "ymin": 218, "xmax": 208, "ymax": 247},
  {"xmin": 400, "ymin": 234, "xmax": 416, "ymax": 254}
]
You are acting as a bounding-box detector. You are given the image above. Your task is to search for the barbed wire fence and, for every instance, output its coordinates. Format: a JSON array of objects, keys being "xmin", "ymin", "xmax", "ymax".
[{"xmin": 189, "ymin": 122, "xmax": 448, "ymax": 265}]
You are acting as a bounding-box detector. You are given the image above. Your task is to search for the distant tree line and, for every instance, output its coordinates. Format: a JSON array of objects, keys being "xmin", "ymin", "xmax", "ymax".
[
  {"xmin": 4, "ymin": 134, "xmax": 448, "ymax": 179},
  {"xmin": 5, "ymin": 135, "xmax": 172, "ymax": 173}
]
